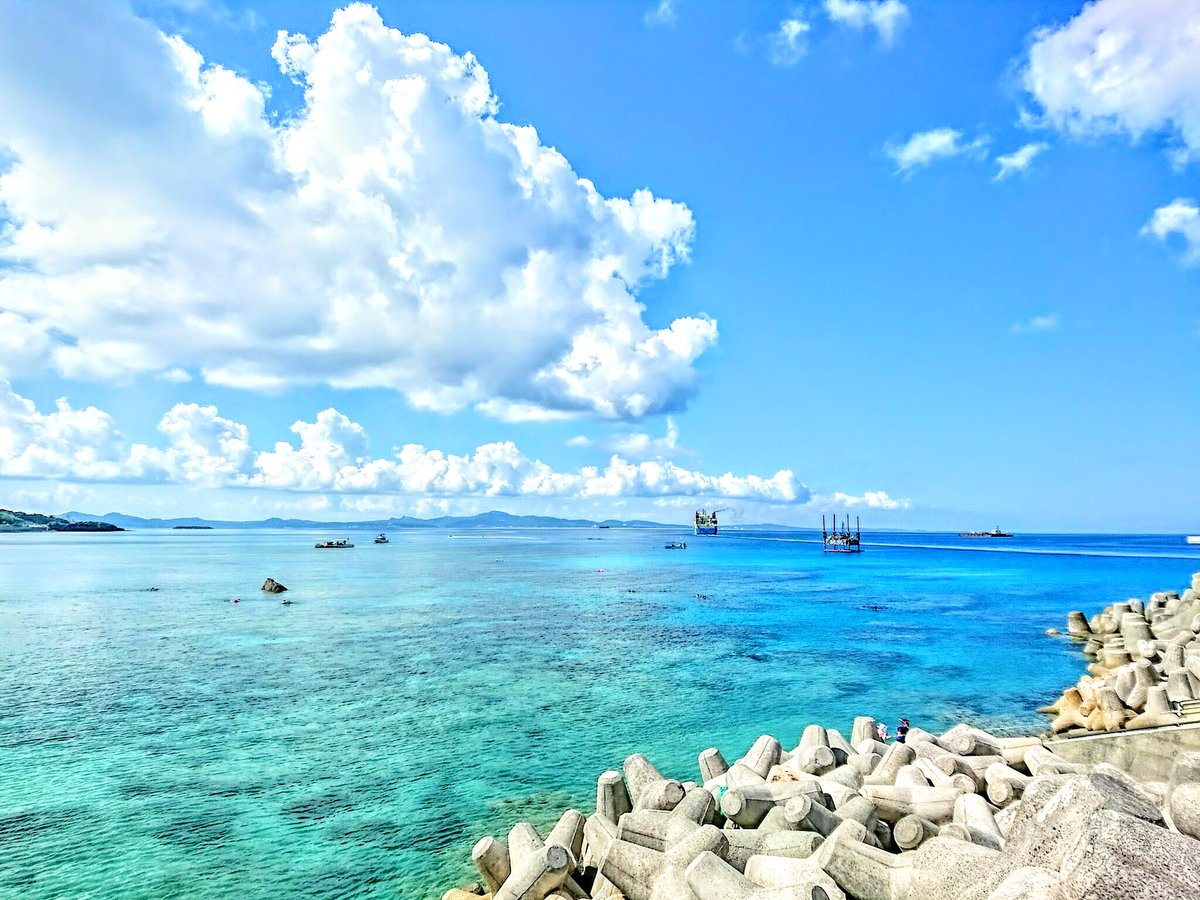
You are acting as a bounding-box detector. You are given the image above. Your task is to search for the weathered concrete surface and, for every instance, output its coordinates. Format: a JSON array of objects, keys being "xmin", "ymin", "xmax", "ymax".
[{"xmin": 1046, "ymin": 722, "xmax": 1200, "ymax": 782}]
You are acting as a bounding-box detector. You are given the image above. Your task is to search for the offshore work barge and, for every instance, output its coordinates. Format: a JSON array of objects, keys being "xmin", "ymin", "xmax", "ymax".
[
  {"xmin": 693, "ymin": 508, "xmax": 726, "ymax": 536},
  {"xmin": 822, "ymin": 514, "xmax": 861, "ymax": 553}
]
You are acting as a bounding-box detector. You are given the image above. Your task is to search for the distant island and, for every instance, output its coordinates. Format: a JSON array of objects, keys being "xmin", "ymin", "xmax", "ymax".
[
  {"xmin": 0, "ymin": 509, "xmax": 124, "ymax": 532},
  {"xmin": 56, "ymin": 509, "xmax": 676, "ymax": 531}
]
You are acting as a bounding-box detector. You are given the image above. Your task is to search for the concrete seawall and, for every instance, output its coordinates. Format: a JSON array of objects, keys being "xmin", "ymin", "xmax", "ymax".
[{"xmin": 1048, "ymin": 721, "xmax": 1200, "ymax": 782}]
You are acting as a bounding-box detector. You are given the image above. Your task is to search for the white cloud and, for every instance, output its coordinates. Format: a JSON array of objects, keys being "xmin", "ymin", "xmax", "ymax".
[
  {"xmin": 0, "ymin": 379, "xmax": 131, "ymax": 481},
  {"xmin": 823, "ymin": 0, "xmax": 910, "ymax": 46},
  {"xmin": 769, "ymin": 17, "xmax": 811, "ymax": 66},
  {"xmin": 993, "ymin": 142, "xmax": 1049, "ymax": 181},
  {"xmin": 819, "ymin": 490, "xmax": 909, "ymax": 510},
  {"xmin": 885, "ymin": 128, "xmax": 989, "ymax": 175},
  {"xmin": 157, "ymin": 367, "xmax": 193, "ymax": 383},
  {"xmin": 0, "ymin": 3, "xmax": 715, "ymax": 421},
  {"xmin": 1142, "ymin": 198, "xmax": 1200, "ymax": 263},
  {"xmin": 0, "ymin": 384, "xmax": 820, "ymax": 505},
  {"xmin": 1023, "ymin": 0, "xmax": 1200, "ymax": 162},
  {"xmin": 569, "ymin": 416, "xmax": 680, "ymax": 459},
  {"xmin": 131, "ymin": 403, "xmax": 256, "ymax": 485},
  {"xmin": 644, "ymin": 0, "xmax": 677, "ymax": 27},
  {"xmin": 1011, "ymin": 313, "xmax": 1061, "ymax": 334}
]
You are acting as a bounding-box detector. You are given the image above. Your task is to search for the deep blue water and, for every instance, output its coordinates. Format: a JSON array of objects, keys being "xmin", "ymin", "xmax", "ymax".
[{"xmin": 0, "ymin": 527, "xmax": 1197, "ymax": 898}]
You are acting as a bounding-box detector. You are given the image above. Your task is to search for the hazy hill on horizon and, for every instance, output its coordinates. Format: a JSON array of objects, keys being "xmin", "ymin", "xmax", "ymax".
[{"xmin": 59, "ymin": 509, "xmax": 679, "ymax": 530}]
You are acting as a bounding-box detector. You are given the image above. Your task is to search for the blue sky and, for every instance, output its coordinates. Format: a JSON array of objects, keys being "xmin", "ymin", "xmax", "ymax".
[{"xmin": 1, "ymin": 0, "xmax": 1198, "ymax": 530}]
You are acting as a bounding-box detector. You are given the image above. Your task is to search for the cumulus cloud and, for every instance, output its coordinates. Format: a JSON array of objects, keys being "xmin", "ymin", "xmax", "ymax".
[
  {"xmin": 993, "ymin": 142, "xmax": 1049, "ymax": 181},
  {"xmin": 0, "ymin": 384, "xmax": 820, "ymax": 505},
  {"xmin": 885, "ymin": 128, "xmax": 989, "ymax": 175},
  {"xmin": 569, "ymin": 417, "xmax": 680, "ymax": 459},
  {"xmin": 1011, "ymin": 313, "xmax": 1061, "ymax": 335},
  {"xmin": 1142, "ymin": 198, "xmax": 1200, "ymax": 263},
  {"xmin": 1023, "ymin": 0, "xmax": 1200, "ymax": 162},
  {"xmin": 820, "ymin": 491, "xmax": 908, "ymax": 510},
  {"xmin": 0, "ymin": 3, "xmax": 715, "ymax": 421},
  {"xmin": 823, "ymin": 0, "xmax": 910, "ymax": 46},
  {"xmin": 0, "ymin": 380, "xmax": 131, "ymax": 481},
  {"xmin": 769, "ymin": 17, "xmax": 811, "ymax": 66},
  {"xmin": 644, "ymin": 0, "xmax": 677, "ymax": 27}
]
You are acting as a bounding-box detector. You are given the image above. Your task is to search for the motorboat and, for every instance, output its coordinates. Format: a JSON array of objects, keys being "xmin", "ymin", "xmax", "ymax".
[
  {"xmin": 315, "ymin": 539, "xmax": 354, "ymax": 549},
  {"xmin": 665, "ymin": 541, "xmax": 687, "ymax": 550},
  {"xmin": 374, "ymin": 534, "xmax": 389, "ymax": 544}
]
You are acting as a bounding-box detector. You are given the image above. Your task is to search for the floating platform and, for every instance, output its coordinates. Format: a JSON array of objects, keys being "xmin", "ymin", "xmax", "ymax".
[{"xmin": 822, "ymin": 514, "xmax": 861, "ymax": 553}]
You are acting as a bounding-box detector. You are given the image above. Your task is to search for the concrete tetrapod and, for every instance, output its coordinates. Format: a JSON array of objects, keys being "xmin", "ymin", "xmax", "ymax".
[
  {"xmin": 624, "ymin": 754, "xmax": 685, "ymax": 812},
  {"xmin": 983, "ymin": 763, "xmax": 1030, "ymax": 807},
  {"xmin": 493, "ymin": 843, "xmax": 573, "ymax": 900},
  {"xmin": 596, "ymin": 770, "xmax": 633, "ymax": 824},
  {"xmin": 617, "ymin": 788, "xmax": 716, "ymax": 851},
  {"xmin": 741, "ymin": 735, "xmax": 784, "ymax": 780},
  {"xmin": 472, "ymin": 835, "xmax": 512, "ymax": 895},
  {"xmin": 684, "ymin": 849, "xmax": 843, "ymax": 900},
  {"xmin": 812, "ymin": 819, "xmax": 916, "ymax": 900},
  {"xmin": 597, "ymin": 823, "xmax": 728, "ymax": 900},
  {"xmin": 547, "ymin": 809, "xmax": 585, "ymax": 865},
  {"xmin": 891, "ymin": 814, "xmax": 939, "ymax": 851},
  {"xmin": 722, "ymin": 782, "xmax": 820, "ymax": 828},
  {"xmin": 698, "ymin": 748, "xmax": 729, "ymax": 784},
  {"xmin": 723, "ymin": 829, "xmax": 825, "ymax": 873},
  {"xmin": 938, "ymin": 726, "xmax": 1001, "ymax": 758},
  {"xmin": 863, "ymin": 742, "xmax": 916, "ymax": 786},
  {"xmin": 858, "ymin": 785, "xmax": 963, "ymax": 825}
]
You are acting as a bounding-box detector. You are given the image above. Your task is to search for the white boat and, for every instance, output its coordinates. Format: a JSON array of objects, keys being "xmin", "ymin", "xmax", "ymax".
[
  {"xmin": 374, "ymin": 534, "xmax": 389, "ymax": 544},
  {"xmin": 1188, "ymin": 536, "xmax": 1200, "ymax": 545},
  {"xmin": 315, "ymin": 539, "xmax": 354, "ymax": 549}
]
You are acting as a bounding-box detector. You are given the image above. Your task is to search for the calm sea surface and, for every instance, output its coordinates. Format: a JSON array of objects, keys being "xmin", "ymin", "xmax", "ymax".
[{"xmin": 2, "ymin": 527, "xmax": 1198, "ymax": 898}]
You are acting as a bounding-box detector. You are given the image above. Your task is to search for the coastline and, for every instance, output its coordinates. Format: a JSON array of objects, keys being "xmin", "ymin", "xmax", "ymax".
[{"xmin": 444, "ymin": 571, "xmax": 1200, "ymax": 899}]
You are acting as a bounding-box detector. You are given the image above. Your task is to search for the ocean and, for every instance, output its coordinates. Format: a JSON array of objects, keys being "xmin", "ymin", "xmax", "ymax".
[{"xmin": 1, "ymin": 527, "xmax": 1198, "ymax": 898}]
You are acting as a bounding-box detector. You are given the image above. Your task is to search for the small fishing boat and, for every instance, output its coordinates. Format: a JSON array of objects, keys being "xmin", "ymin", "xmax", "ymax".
[
  {"xmin": 281, "ymin": 598, "xmax": 293, "ymax": 605},
  {"xmin": 665, "ymin": 541, "xmax": 687, "ymax": 550},
  {"xmin": 315, "ymin": 539, "xmax": 354, "ymax": 549},
  {"xmin": 374, "ymin": 534, "xmax": 389, "ymax": 544}
]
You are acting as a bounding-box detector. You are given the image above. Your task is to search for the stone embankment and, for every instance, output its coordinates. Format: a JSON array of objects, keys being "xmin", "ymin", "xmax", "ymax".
[
  {"xmin": 442, "ymin": 572, "xmax": 1200, "ymax": 900},
  {"xmin": 1046, "ymin": 571, "xmax": 1200, "ymax": 733}
]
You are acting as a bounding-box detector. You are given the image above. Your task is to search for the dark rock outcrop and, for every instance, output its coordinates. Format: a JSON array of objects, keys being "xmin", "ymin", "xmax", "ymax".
[{"xmin": 261, "ymin": 578, "xmax": 288, "ymax": 593}]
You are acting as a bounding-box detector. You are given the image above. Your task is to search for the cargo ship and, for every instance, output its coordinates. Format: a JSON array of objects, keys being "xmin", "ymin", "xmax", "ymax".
[
  {"xmin": 959, "ymin": 528, "xmax": 1013, "ymax": 538},
  {"xmin": 694, "ymin": 508, "xmax": 724, "ymax": 536}
]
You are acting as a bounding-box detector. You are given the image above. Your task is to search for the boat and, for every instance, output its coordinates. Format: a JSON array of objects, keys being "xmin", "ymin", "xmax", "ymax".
[
  {"xmin": 959, "ymin": 528, "xmax": 1013, "ymax": 538},
  {"xmin": 664, "ymin": 541, "xmax": 687, "ymax": 550},
  {"xmin": 315, "ymin": 539, "xmax": 354, "ymax": 549},
  {"xmin": 374, "ymin": 534, "xmax": 389, "ymax": 544},
  {"xmin": 694, "ymin": 508, "xmax": 727, "ymax": 536},
  {"xmin": 823, "ymin": 514, "xmax": 862, "ymax": 553},
  {"xmin": 1188, "ymin": 536, "xmax": 1200, "ymax": 545}
]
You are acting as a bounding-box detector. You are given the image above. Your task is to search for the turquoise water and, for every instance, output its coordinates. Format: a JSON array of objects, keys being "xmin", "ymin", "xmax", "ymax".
[{"xmin": 1, "ymin": 527, "xmax": 1198, "ymax": 898}]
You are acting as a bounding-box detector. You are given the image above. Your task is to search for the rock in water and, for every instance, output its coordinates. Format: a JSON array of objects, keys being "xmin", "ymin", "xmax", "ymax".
[{"xmin": 261, "ymin": 577, "xmax": 288, "ymax": 593}]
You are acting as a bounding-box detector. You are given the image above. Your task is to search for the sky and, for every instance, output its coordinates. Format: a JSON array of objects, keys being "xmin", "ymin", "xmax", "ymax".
[{"xmin": 0, "ymin": 0, "xmax": 1198, "ymax": 531}]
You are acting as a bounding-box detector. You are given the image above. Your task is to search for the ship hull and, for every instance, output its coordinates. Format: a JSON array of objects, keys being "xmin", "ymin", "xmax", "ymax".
[{"xmin": 695, "ymin": 526, "xmax": 717, "ymax": 536}]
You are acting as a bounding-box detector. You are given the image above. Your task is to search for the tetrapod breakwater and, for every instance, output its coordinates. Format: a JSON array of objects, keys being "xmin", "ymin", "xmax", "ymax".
[{"xmin": 441, "ymin": 573, "xmax": 1200, "ymax": 900}]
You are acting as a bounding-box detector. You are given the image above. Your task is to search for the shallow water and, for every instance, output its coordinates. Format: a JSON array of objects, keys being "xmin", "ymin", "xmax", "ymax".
[{"xmin": 1, "ymin": 527, "xmax": 1197, "ymax": 897}]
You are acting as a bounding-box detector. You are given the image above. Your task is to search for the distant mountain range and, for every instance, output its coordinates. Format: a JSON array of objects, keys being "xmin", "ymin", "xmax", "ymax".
[{"xmin": 57, "ymin": 509, "xmax": 685, "ymax": 530}]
